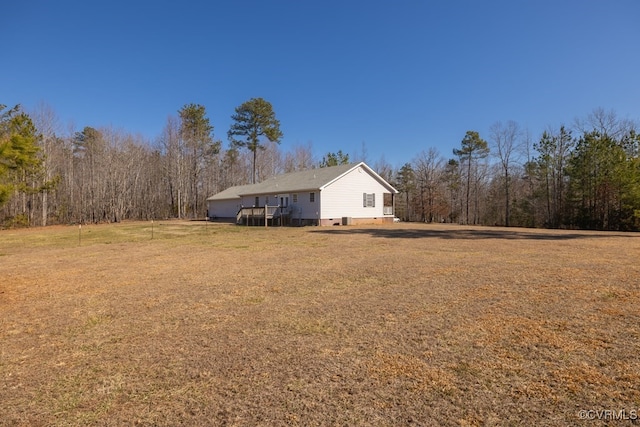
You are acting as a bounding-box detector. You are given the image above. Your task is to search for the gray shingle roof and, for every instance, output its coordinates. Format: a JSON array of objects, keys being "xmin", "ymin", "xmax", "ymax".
[
  {"xmin": 207, "ymin": 162, "xmax": 396, "ymax": 201},
  {"xmin": 205, "ymin": 183, "xmax": 255, "ymax": 201}
]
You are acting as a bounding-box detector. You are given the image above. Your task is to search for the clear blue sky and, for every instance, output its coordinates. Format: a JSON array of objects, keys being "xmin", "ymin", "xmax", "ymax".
[{"xmin": 3, "ymin": 1, "xmax": 639, "ymax": 167}]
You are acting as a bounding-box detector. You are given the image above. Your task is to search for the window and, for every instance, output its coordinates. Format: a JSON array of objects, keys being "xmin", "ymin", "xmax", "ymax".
[
  {"xmin": 310, "ymin": 192, "xmax": 315, "ymax": 203},
  {"xmin": 265, "ymin": 196, "xmax": 269, "ymax": 205},
  {"xmin": 363, "ymin": 193, "xmax": 375, "ymax": 207},
  {"xmin": 292, "ymin": 194, "xmax": 298, "ymax": 203},
  {"xmin": 254, "ymin": 196, "xmax": 259, "ymax": 206}
]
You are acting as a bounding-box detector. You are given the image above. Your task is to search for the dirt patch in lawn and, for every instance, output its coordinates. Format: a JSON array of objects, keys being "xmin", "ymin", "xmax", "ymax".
[{"xmin": 1, "ymin": 222, "xmax": 639, "ymax": 426}]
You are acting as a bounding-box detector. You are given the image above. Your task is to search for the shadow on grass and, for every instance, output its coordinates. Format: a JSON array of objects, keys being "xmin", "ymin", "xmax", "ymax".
[{"xmin": 311, "ymin": 225, "xmax": 637, "ymax": 240}]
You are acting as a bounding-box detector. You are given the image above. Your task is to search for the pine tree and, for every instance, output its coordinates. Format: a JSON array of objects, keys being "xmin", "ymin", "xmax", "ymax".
[
  {"xmin": 178, "ymin": 104, "xmax": 219, "ymax": 218},
  {"xmin": 228, "ymin": 98, "xmax": 283, "ymax": 184},
  {"xmin": 0, "ymin": 104, "xmax": 41, "ymax": 208},
  {"xmin": 453, "ymin": 131, "xmax": 489, "ymax": 224}
]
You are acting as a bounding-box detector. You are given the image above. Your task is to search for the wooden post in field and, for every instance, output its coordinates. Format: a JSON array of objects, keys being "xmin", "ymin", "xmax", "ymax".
[{"xmin": 264, "ymin": 205, "xmax": 268, "ymax": 228}]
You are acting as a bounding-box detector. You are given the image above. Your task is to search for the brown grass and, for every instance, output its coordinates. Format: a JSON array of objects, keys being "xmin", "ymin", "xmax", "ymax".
[{"xmin": 1, "ymin": 221, "xmax": 639, "ymax": 426}]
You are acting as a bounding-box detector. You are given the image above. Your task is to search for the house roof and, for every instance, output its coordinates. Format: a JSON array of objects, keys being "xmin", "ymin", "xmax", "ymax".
[{"xmin": 207, "ymin": 162, "xmax": 397, "ymax": 201}]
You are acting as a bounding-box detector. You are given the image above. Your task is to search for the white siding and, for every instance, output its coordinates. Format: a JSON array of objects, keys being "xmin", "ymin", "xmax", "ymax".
[
  {"xmin": 207, "ymin": 199, "xmax": 241, "ymax": 219},
  {"xmin": 207, "ymin": 163, "xmax": 395, "ymax": 224},
  {"xmin": 288, "ymin": 191, "xmax": 320, "ymax": 221},
  {"xmin": 320, "ymin": 165, "xmax": 389, "ymax": 219},
  {"xmin": 239, "ymin": 194, "xmax": 282, "ymax": 207},
  {"xmin": 241, "ymin": 195, "xmax": 258, "ymax": 207}
]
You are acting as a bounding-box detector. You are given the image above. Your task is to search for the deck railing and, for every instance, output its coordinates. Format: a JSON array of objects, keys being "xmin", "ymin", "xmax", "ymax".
[{"xmin": 236, "ymin": 206, "xmax": 282, "ymax": 225}]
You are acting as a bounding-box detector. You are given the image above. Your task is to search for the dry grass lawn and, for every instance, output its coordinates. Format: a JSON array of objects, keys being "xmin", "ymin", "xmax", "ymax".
[{"xmin": 1, "ymin": 221, "xmax": 639, "ymax": 426}]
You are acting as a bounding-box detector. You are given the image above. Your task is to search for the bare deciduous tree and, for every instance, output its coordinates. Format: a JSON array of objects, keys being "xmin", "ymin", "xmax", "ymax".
[
  {"xmin": 489, "ymin": 120, "xmax": 522, "ymax": 226},
  {"xmin": 283, "ymin": 142, "xmax": 315, "ymax": 173},
  {"xmin": 413, "ymin": 148, "xmax": 444, "ymax": 222}
]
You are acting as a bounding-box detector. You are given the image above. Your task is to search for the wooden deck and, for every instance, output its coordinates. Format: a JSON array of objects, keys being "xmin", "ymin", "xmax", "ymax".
[{"xmin": 236, "ymin": 206, "xmax": 288, "ymax": 226}]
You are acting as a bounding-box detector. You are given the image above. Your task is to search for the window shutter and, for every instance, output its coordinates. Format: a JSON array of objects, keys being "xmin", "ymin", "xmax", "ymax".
[
  {"xmin": 372, "ymin": 193, "xmax": 375, "ymax": 207},
  {"xmin": 363, "ymin": 193, "xmax": 367, "ymax": 207}
]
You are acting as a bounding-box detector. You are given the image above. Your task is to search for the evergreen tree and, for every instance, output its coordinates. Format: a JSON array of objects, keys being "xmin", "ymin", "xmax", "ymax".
[
  {"xmin": 319, "ymin": 150, "xmax": 349, "ymax": 167},
  {"xmin": 395, "ymin": 163, "xmax": 415, "ymax": 221},
  {"xmin": 533, "ymin": 126, "xmax": 573, "ymax": 227},
  {"xmin": 0, "ymin": 104, "xmax": 41, "ymax": 208},
  {"xmin": 567, "ymin": 131, "xmax": 638, "ymax": 230},
  {"xmin": 228, "ymin": 98, "xmax": 283, "ymax": 184},
  {"xmin": 454, "ymin": 131, "xmax": 489, "ymax": 224},
  {"xmin": 179, "ymin": 104, "xmax": 219, "ymax": 218}
]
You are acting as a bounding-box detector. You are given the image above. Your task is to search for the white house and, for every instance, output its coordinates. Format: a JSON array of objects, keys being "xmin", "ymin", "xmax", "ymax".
[{"xmin": 206, "ymin": 162, "xmax": 398, "ymax": 225}]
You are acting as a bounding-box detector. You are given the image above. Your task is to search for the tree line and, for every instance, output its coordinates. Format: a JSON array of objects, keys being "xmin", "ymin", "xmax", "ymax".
[
  {"xmin": 0, "ymin": 99, "xmax": 284, "ymax": 226},
  {"xmin": 1, "ymin": 102, "xmax": 638, "ymax": 231},
  {"xmin": 395, "ymin": 109, "xmax": 640, "ymax": 231}
]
